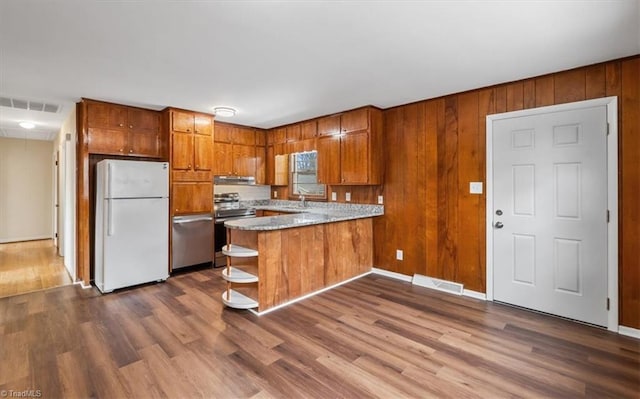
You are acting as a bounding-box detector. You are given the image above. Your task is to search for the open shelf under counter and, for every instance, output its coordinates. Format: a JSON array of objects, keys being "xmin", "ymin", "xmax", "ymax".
[
  {"xmin": 222, "ymin": 244, "xmax": 258, "ymax": 257},
  {"xmin": 221, "ymin": 289, "xmax": 259, "ymax": 309},
  {"xmin": 222, "ymin": 266, "xmax": 259, "ymax": 283}
]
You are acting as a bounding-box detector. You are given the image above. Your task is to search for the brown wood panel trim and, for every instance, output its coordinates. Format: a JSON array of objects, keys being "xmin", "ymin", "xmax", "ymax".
[{"xmin": 619, "ymin": 57, "xmax": 640, "ymax": 328}]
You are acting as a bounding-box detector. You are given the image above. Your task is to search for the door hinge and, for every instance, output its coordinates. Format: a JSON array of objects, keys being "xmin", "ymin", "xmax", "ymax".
[
  {"xmin": 607, "ymin": 209, "xmax": 610, "ymax": 223},
  {"xmin": 607, "ymin": 297, "xmax": 610, "ymax": 310},
  {"xmin": 606, "ymin": 123, "xmax": 610, "ymax": 136},
  {"xmin": 55, "ymin": 233, "xmax": 58, "ymax": 238}
]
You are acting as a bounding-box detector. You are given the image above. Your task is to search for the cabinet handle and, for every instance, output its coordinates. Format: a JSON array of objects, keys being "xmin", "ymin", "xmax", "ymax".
[
  {"xmin": 129, "ymin": 149, "xmax": 133, "ymax": 153},
  {"xmin": 187, "ymin": 128, "xmax": 191, "ymax": 132},
  {"xmin": 119, "ymin": 148, "xmax": 124, "ymax": 152},
  {"xmin": 188, "ymin": 164, "xmax": 192, "ymax": 169},
  {"xmin": 118, "ymin": 123, "xmax": 124, "ymax": 127},
  {"xmin": 129, "ymin": 125, "xmax": 133, "ymax": 129}
]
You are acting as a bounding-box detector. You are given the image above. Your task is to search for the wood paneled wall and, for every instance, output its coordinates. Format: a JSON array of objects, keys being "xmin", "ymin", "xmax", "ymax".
[{"xmin": 373, "ymin": 55, "xmax": 640, "ymax": 328}]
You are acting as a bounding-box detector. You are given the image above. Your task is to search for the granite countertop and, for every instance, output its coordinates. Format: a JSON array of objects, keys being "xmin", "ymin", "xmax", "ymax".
[{"xmin": 224, "ymin": 200, "xmax": 384, "ymax": 231}]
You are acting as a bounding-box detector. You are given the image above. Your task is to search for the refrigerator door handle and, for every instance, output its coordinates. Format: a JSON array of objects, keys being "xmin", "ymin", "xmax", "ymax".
[
  {"xmin": 107, "ymin": 198, "xmax": 114, "ymax": 236},
  {"xmin": 107, "ymin": 163, "xmax": 114, "ymax": 236}
]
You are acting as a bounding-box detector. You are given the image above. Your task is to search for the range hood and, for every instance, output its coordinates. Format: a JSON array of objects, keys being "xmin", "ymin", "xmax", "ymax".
[{"xmin": 214, "ymin": 175, "xmax": 256, "ymax": 185}]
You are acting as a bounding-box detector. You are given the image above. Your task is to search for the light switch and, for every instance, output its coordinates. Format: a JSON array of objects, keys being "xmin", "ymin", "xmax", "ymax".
[
  {"xmin": 470, "ymin": 182, "xmax": 483, "ymax": 194},
  {"xmin": 396, "ymin": 250, "xmax": 403, "ymax": 261},
  {"xmin": 378, "ymin": 195, "xmax": 384, "ymax": 204},
  {"xmin": 331, "ymin": 192, "xmax": 337, "ymax": 201},
  {"xmin": 273, "ymin": 191, "xmax": 278, "ymax": 198},
  {"xmin": 345, "ymin": 192, "xmax": 351, "ymax": 202}
]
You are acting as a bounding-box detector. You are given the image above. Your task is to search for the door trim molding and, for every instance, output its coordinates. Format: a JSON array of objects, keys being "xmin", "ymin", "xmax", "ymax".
[{"xmin": 485, "ymin": 97, "xmax": 619, "ymax": 332}]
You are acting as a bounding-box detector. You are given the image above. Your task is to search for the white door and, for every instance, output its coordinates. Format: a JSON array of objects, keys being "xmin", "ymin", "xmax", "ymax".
[{"xmin": 491, "ymin": 105, "xmax": 608, "ymax": 327}]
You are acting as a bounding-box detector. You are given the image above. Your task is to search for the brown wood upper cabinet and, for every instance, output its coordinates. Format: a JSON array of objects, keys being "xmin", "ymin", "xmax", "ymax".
[
  {"xmin": 86, "ymin": 99, "xmax": 162, "ymax": 158},
  {"xmin": 316, "ymin": 107, "xmax": 382, "ymax": 185},
  {"xmin": 169, "ymin": 109, "xmax": 214, "ymax": 177},
  {"xmin": 213, "ymin": 123, "xmax": 260, "ymax": 178}
]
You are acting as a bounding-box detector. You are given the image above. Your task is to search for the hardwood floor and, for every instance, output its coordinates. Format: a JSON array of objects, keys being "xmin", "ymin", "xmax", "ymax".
[
  {"xmin": 0, "ymin": 269, "xmax": 638, "ymax": 398},
  {"xmin": 0, "ymin": 239, "xmax": 73, "ymax": 298}
]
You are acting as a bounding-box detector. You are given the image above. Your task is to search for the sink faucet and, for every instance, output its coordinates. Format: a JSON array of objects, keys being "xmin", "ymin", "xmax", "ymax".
[{"xmin": 300, "ymin": 195, "xmax": 306, "ymax": 208}]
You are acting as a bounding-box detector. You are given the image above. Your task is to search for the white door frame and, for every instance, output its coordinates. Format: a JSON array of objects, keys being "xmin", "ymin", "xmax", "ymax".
[{"xmin": 486, "ymin": 97, "xmax": 618, "ymax": 332}]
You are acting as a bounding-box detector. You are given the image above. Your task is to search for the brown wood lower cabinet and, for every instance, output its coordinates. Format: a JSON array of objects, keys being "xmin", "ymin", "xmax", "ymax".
[
  {"xmin": 172, "ymin": 182, "xmax": 212, "ymax": 215},
  {"xmin": 225, "ymin": 218, "xmax": 373, "ymax": 312}
]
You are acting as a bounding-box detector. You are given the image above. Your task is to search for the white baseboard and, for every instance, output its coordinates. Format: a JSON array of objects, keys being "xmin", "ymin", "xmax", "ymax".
[
  {"xmin": 618, "ymin": 325, "xmax": 640, "ymax": 339},
  {"xmin": 371, "ymin": 268, "xmax": 413, "ymax": 282},
  {"xmin": 74, "ymin": 281, "xmax": 92, "ymax": 289},
  {"xmin": 462, "ymin": 289, "xmax": 487, "ymax": 300},
  {"xmin": 0, "ymin": 235, "xmax": 52, "ymax": 244},
  {"xmin": 253, "ymin": 271, "xmax": 373, "ymax": 316}
]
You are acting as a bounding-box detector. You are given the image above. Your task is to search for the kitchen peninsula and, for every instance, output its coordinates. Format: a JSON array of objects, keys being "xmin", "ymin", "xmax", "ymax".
[{"xmin": 221, "ymin": 202, "xmax": 383, "ymax": 313}]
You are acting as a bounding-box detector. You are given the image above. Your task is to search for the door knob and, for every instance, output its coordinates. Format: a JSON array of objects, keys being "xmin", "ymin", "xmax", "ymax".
[{"xmin": 495, "ymin": 221, "xmax": 504, "ymax": 229}]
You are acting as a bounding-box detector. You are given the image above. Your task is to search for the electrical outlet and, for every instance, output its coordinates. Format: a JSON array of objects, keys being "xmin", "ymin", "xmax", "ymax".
[
  {"xmin": 273, "ymin": 191, "xmax": 278, "ymax": 198},
  {"xmin": 470, "ymin": 182, "xmax": 483, "ymax": 194},
  {"xmin": 345, "ymin": 192, "xmax": 351, "ymax": 202},
  {"xmin": 331, "ymin": 192, "xmax": 337, "ymax": 201},
  {"xmin": 378, "ymin": 195, "xmax": 384, "ymax": 204},
  {"xmin": 396, "ymin": 250, "xmax": 403, "ymax": 261}
]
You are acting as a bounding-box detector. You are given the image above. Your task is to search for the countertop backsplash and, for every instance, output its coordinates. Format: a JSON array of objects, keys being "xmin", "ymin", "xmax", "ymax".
[{"xmin": 214, "ymin": 184, "xmax": 270, "ymax": 201}]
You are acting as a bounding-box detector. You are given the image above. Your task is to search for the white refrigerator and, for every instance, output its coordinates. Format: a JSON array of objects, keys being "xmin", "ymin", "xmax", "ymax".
[{"xmin": 95, "ymin": 159, "xmax": 169, "ymax": 293}]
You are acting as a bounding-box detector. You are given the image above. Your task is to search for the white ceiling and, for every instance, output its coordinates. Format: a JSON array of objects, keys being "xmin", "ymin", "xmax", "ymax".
[{"xmin": 1, "ymin": 1, "xmax": 638, "ymax": 141}]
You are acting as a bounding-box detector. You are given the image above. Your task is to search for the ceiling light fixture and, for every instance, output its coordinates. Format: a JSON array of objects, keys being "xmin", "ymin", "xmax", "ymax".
[
  {"xmin": 19, "ymin": 121, "xmax": 36, "ymax": 129},
  {"xmin": 213, "ymin": 107, "xmax": 237, "ymax": 117}
]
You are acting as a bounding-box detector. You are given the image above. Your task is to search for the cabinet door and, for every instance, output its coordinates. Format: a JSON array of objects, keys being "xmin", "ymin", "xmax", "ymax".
[
  {"xmin": 266, "ymin": 145, "xmax": 275, "ymax": 185},
  {"xmin": 340, "ymin": 108, "xmax": 368, "ymax": 133},
  {"xmin": 194, "ymin": 114, "xmax": 213, "ymax": 135},
  {"xmin": 255, "ymin": 146, "xmax": 266, "ymax": 185},
  {"xmin": 87, "ymin": 128, "xmax": 128, "ymax": 155},
  {"xmin": 129, "ymin": 131, "xmax": 161, "ymax": 157},
  {"xmin": 194, "ymin": 134, "xmax": 213, "ymax": 171},
  {"xmin": 317, "ymin": 115, "xmax": 341, "ymax": 137},
  {"xmin": 213, "ymin": 142, "xmax": 233, "ymax": 175},
  {"xmin": 232, "ymin": 144, "xmax": 256, "ymax": 177},
  {"xmin": 256, "ymin": 130, "xmax": 267, "ymax": 146},
  {"xmin": 273, "ymin": 128, "xmax": 287, "ymax": 144},
  {"xmin": 235, "ymin": 127, "xmax": 256, "ymax": 146},
  {"xmin": 172, "ymin": 182, "xmax": 212, "ymax": 215},
  {"xmin": 172, "ymin": 111, "xmax": 194, "ymax": 133},
  {"xmin": 316, "ymin": 135, "xmax": 341, "ymax": 184},
  {"xmin": 286, "ymin": 124, "xmax": 301, "ymax": 142},
  {"xmin": 341, "ymin": 131, "xmax": 369, "ymax": 184},
  {"xmin": 300, "ymin": 120, "xmax": 317, "ymax": 140},
  {"xmin": 172, "ymin": 133, "xmax": 193, "ymax": 171},
  {"xmin": 214, "ymin": 123, "xmax": 232, "ymax": 143},
  {"xmin": 87, "ymin": 101, "xmax": 127, "ymax": 129},
  {"xmin": 128, "ymin": 108, "xmax": 159, "ymax": 134}
]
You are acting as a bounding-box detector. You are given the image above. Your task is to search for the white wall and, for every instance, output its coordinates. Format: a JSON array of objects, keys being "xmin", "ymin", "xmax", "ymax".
[
  {"xmin": 0, "ymin": 137, "xmax": 54, "ymax": 242},
  {"xmin": 54, "ymin": 107, "xmax": 76, "ymax": 279}
]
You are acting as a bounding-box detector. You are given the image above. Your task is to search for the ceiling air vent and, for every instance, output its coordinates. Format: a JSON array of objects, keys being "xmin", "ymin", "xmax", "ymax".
[{"xmin": 0, "ymin": 96, "xmax": 61, "ymax": 113}]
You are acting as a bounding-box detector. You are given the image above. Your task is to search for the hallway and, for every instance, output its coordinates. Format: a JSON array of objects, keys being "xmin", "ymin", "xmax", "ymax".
[{"xmin": 0, "ymin": 239, "xmax": 73, "ymax": 298}]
